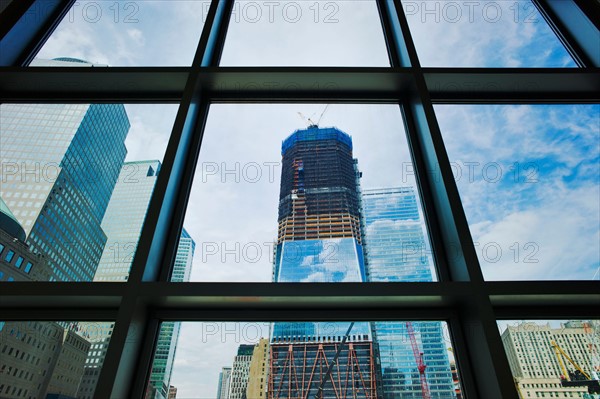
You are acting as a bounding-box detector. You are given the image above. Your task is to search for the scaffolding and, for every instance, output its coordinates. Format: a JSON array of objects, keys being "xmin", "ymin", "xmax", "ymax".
[
  {"xmin": 278, "ymin": 128, "xmax": 362, "ymax": 245},
  {"xmin": 268, "ymin": 340, "xmax": 379, "ymax": 399}
]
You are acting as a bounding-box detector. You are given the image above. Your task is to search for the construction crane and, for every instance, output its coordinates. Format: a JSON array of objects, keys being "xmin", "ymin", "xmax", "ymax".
[
  {"xmin": 551, "ymin": 340, "xmax": 600, "ymax": 394},
  {"xmin": 406, "ymin": 322, "xmax": 431, "ymax": 399},
  {"xmin": 297, "ymin": 105, "xmax": 330, "ymax": 128}
]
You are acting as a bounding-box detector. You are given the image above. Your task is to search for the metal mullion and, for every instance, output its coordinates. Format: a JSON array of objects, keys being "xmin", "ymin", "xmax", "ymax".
[
  {"xmin": 95, "ymin": 296, "xmax": 153, "ymax": 398},
  {"xmin": 446, "ymin": 313, "xmax": 478, "ymax": 398},
  {"xmin": 532, "ymin": 0, "xmax": 600, "ymax": 67},
  {"xmin": 0, "ymin": 0, "xmax": 75, "ymax": 66},
  {"xmin": 378, "ymin": 0, "xmax": 454, "ymax": 282},
  {"xmin": 111, "ymin": 1, "xmax": 235, "ymax": 397},
  {"xmin": 378, "ymin": 1, "xmax": 520, "ymax": 397}
]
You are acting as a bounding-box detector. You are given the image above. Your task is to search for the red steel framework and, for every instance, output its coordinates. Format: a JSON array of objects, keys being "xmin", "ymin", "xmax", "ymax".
[
  {"xmin": 268, "ymin": 341, "xmax": 378, "ymax": 399},
  {"xmin": 406, "ymin": 322, "xmax": 431, "ymax": 399}
]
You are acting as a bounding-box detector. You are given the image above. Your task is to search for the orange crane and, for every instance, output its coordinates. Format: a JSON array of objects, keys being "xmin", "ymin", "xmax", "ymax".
[{"xmin": 406, "ymin": 322, "xmax": 431, "ymax": 399}]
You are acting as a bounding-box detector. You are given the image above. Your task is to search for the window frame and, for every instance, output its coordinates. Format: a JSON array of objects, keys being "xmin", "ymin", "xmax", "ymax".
[{"xmin": 0, "ymin": 0, "xmax": 599, "ymax": 398}]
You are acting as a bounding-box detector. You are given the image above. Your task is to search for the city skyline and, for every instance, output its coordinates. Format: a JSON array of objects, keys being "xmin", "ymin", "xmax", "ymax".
[{"xmin": 1, "ymin": 1, "xmax": 597, "ymax": 396}]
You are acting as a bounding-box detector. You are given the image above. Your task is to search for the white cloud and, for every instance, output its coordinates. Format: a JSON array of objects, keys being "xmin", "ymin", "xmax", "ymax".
[
  {"xmin": 435, "ymin": 104, "xmax": 600, "ymax": 281},
  {"xmin": 127, "ymin": 28, "xmax": 145, "ymax": 46}
]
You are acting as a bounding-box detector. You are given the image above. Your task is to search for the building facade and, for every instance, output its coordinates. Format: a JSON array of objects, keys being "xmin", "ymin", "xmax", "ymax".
[
  {"xmin": 246, "ymin": 338, "xmax": 269, "ymax": 399},
  {"xmin": 0, "ymin": 198, "xmax": 51, "ymax": 282},
  {"xmin": 0, "ymin": 58, "xmax": 130, "ymax": 282},
  {"xmin": 269, "ymin": 126, "xmax": 377, "ymax": 399},
  {"xmin": 502, "ymin": 321, "xmax": 599, "ymax": 398},
  {"xmin": 0, "ymin": 321, "xmax": 91, "ymax": 399},
  {"xmin": 217, "ymin": 367, "xmax": 232, "ymax": 399},
  {"xmin": 361, "ymin": 187, "xmax": 456, "ymax": 399},
  {"xmin": 148, "ymin": 230, "xmax": 196, "ymax": 399},
  {"xmin": 1, "ymin": 203, "xmax": 91, "ymax": 398},
  {"xmin": 229, "ymin": 345, "xmax": 254, "ymax": 399}
]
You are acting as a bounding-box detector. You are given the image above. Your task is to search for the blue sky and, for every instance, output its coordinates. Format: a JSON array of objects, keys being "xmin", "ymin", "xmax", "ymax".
[
  {"xmin": 29, "ymin": 0, "xmax": 600, "ymax": 396},
  {"xmin": 436, "ymin": 104, "xmax": 600, "ymax": 280}
]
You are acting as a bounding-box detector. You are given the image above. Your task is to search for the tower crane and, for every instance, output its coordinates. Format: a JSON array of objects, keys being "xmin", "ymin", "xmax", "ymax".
[
  {"xmin": 297, "ymin": 105, "xmax": 330, "ymax": 128},
  {"xmin": 406, "ymin": 322, "xmax": 431, "ymax": 399}
]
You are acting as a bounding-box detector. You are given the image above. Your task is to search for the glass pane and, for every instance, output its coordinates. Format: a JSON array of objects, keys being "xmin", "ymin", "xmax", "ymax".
[
  {"xmin": 435, "ymin": 104, "xmax": 600, "ymax": 280},
  {"xmin": 0, "ymin": 320, "xmax": 114, "ymax": 399},
  {"xmin": 180, "ymin": 104, "xmax": 437, "ymax": 282},
  {"xmin": 164, "ymin": 321, "xmax": 462, "ymax": 398},
  {"xmin": 34, "ymin": 1, "xmax": 204, "ymax": 66},
  {"xmin": 221, "ymin": 0, "xmax": 390, "ymax": 66},
  {"xmin": 403, "ymin": 0, "xmax": 577, "ymax": 67},
  {"xmin": 0, "ymin": 102, "xmax": 177, "ymax": 282},
  {"xmin": 498, "ymin": 320, "xmax": 600, "ymax": 398}
]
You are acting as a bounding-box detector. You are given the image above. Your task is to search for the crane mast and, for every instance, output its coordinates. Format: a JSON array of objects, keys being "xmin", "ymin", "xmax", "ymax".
[{"xmin": 406, "ymin": 322, "xmax": 431, "ymax": 399}]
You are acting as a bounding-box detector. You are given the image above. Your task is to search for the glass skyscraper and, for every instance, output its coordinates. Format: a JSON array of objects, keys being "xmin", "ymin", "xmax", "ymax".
[
  {"xmin": 362, "ymin": 187, "xmax": 455, "ymax": 399},
  {"xmin": 148, "ymin": 229, "xmax": 195, "ymax": 399},
  {"xmin": 0, "ymin": 58, "xmax": 130, "ymax": 282},
  {"xmin": 269, "ymin": 126, "xmax": 377, "ymax": 399},
  {"xmin": 76, "ymin": 161, "xmax": 195, "ymax": 399}
]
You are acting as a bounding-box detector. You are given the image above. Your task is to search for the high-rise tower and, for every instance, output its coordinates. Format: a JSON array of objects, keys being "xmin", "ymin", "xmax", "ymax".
[
  {"xmin": 0, "ymin": 58, "xmax": 130, "ymax": 282},
  {"xmin": 269, "ymin": 126, "xmax": 378, "ymax": 399},
  {"xmin": 362, "ymin": 187, "xmax": 456, "ymax": 399},
  {"xmin": 273, "ymin": 126, "xmax": 367, "ymax": 286}
]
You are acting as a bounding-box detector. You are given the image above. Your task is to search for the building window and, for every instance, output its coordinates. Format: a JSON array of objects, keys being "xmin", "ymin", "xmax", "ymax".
[{"xmin": 5, "ymin": 250, "xmax": 15, "ymax": 263}]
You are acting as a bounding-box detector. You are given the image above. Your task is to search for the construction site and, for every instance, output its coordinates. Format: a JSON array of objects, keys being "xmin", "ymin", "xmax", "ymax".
[{"xmin": 268, "ymin": 336, "xmax": 379, "ymax": 399}]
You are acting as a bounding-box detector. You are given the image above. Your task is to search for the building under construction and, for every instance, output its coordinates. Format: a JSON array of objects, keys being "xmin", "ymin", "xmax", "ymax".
[
  {"xmin": 273, "ymin": 126, "xmax": 367, "ymax": 284},
  {"xmin": 268, "ymin": 336, "xmax": 379, "ymax": 399},
  {"xmin": 270, "ymin": 126, "xmax": 378, "ymax": 398}
]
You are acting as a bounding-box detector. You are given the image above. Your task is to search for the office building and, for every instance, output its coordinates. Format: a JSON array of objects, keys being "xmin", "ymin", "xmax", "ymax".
[
  {"xmin": 0, "ymin": 321, "xmax": 91, "ymax": 399},
  {"xmin": 246, "ymin": 338, "xmax": 269, "ymax": 399},
  {"xmin": 0, "ymin": 197, "xmax": 51, "ymax": 282},
  {"xmin": 269, "ymin": 126, "xmax": 377, "ymax": 398},
  {"xmin": 168, "ymin": 385, "xmax": 177, "ymax": 399},
  {"xmin": 1, "ymin": 203, "xmax": 91, "ymax": 398},
  {"xmin": 362, "ymin": 187, "xmax": 456, "ymax": 398},
  {"xmin": 229, "ymin": 345, "xmax": 254, "ymax": 399},
  {"xmin": 216, "ymin": 367, "xmax": 232, "ymax": 399},
  {"xmin": 501, "ymin": 321, "xmax": 599, "ymax": 397},
  {"xmin": 0, "ymin": 58, "xmax": 130, "ymax": 282},
  {"xmin": 148, "ymin": 230, "xmax": 195, "ymax": 399}
]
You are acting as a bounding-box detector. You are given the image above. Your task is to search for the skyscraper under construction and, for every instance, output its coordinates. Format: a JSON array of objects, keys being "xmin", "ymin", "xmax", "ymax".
[{"xmin": 269, "ymin": 126, "xmax": 378, "ymax": 399}]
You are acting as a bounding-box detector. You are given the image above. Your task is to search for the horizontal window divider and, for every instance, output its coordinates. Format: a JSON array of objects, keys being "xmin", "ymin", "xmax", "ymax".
[
  {"xmin": 1, "ymin": 68, "xmax": 598, "ymax": 102},
  {"xmin": 150, "ymin": 308, "xmax": 457, "ymax": 322},
  {"xmin": 495, "ymin": 305, "xmax": 600, "ymax": 320},
  {"xmin": 1, "ymin": 282, "xmax": 597, "ymax": 318},
  {"xmin": 0, "ymin": 308, "xmax": 118, "ymax": 321}
]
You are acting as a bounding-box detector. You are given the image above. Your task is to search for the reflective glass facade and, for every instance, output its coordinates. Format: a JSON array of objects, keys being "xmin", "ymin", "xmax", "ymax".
[
  {"xmin": 362, "ymin": 188, "xmax": 455, "ymax": 398},
  {"xmin": 93, "ymin": 160, "xmax": 161, "ymax": 282},
  {"xmin": 0, "ymin": 59, "xmax": 130, "ymax": 281},
  {"xmin": 148, "ymin": 229, "xmax": 195, "ymax": 399}
]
